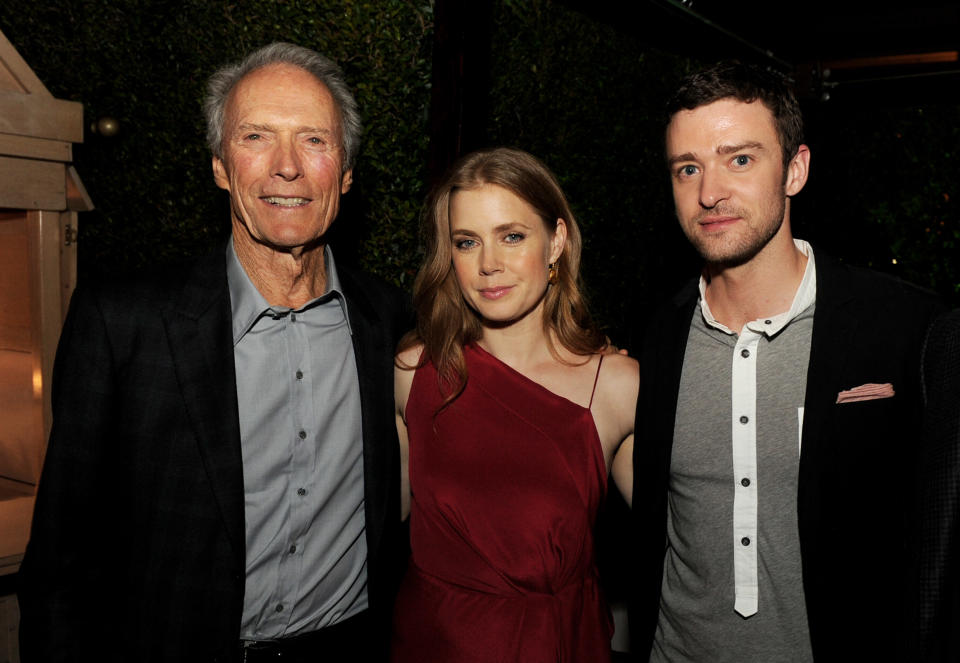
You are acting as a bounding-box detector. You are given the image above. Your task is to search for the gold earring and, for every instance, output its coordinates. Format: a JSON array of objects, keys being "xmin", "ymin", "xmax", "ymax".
[{"xmin": 548, "ymin": 262, "xmax": 558, "ymax": 285}]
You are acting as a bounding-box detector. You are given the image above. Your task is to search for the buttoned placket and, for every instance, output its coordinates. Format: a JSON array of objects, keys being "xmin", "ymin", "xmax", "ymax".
[
  {"xmin": 697, "ymin": 238, "xmax": 817, "ymax": 622},
  {"xmin": 731, "ymin": 324, "xmax": 763, "ymax": 618},
  {"xmin": 262, "ymin": 308, "xmax": 312, "ymax": 628}
]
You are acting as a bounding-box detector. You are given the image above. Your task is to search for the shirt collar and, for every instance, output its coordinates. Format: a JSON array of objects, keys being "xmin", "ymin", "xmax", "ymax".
[
  {"xmin": 698, "ymin": 239, "xmax": 817, "ymax": 336},
  {"xmin": 226, "ymin": 237, "xmax": 352, "ymax": 345}
]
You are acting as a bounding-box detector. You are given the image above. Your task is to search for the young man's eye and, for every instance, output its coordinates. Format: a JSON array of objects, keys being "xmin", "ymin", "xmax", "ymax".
[
  {"xmin": 677, "ymin": 165, "xmax": 698, "ymax": 178},
  {"xmin": 733, "ymin": 155, "xmax": 751, "ymax": 167}
]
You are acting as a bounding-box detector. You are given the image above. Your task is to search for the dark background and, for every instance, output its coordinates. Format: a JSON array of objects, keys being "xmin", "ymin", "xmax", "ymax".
[{"xmin": 2, "ymin": 0, "xmax": 958, "ymax": 346}]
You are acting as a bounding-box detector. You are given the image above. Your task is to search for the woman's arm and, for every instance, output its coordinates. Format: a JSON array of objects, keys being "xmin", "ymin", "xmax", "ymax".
[
  {"xmin": 394, "ymin": 345, "xmax": 421, "ymax": 520},
  {"xmin": 593, "ymin": 353, "xmax": 639, "ymax": 507},
  {"xmin": 612, "ymin": 436, "xmax": 634, "ymax": 507}
]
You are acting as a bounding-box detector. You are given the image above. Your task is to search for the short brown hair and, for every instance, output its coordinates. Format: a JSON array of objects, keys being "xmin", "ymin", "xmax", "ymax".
[{"xmin": 667, "ymin": 61, "xmax": 804, "ymax": 168}]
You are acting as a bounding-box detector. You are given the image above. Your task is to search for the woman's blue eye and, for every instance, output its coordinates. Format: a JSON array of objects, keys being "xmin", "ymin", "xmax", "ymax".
[
  {"xmin": 454, "ymin": 238, "xmax": 476, "ymax": 250},
  {"xmin": 505, "ymin": 232, "xmax": 524, "ymax": 243}
]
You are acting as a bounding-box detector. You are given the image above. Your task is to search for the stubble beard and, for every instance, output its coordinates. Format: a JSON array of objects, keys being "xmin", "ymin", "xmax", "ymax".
[{"xmin": 683, "ymin": 198, "xmax": 786, "ymax": 270}]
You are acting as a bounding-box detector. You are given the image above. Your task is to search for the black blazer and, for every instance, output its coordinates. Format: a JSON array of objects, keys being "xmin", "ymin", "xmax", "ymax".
[
  {"xmin": 17, "ymin": 245, "xmax": 410, "ymax": 662},
  {"xmin": 917, "ymin": 310, "xmax": 960, "ymax": 662},
  {"xmin": 629, "ymin": 249, "xmax": 942, "ymax": 662}
]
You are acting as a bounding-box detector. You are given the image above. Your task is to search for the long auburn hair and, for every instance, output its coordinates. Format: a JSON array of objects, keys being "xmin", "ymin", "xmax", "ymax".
[{"xmin": 398, "ymin": 147, "xmax": 605, "ymax": 408}]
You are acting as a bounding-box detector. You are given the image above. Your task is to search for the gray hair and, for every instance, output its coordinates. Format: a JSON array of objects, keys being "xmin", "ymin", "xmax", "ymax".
[{"xmin": 203, "ymin": 42, "xmax": 362, "ymax": 172}]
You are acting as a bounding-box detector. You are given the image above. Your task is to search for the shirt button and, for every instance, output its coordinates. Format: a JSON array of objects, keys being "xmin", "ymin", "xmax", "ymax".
[
  {"xmin": 298, "ymin": 430, "xmax": 306, "ymax": 440},
  {"xmin": 290, "ymin": 313, "xmax": 297, "ymax": 322},
  {"xmin": 296, "ymin": 370, "xmax": 303, "ymax": 380},
  {"xmin": 764, "ymin": 319, "xmax": 772, "ymax": 325},
  {"xmin": 739, "ymin": 415, "xmax": 749, "ymax": 424},
  {"xmin": 741, "ymin": 477, "xmax": 751, "ymax": 487},
  {"xmin": 740, "ymin": 348, "xmax": 750, "ymax": 358},
  {"xmin": 289, "ymin": 544, "xmax": 297, "ymax": 554},
  {"xmin": 741, "ymin": 537, "xmax": 751, "ymax": 546},
  {"xmin": 275, "ymin": 604, "xmax": 284, "ymax": 613},
  {"xmin": 297, "ymin": 488, "xmax": 306, "ymax": 496}
]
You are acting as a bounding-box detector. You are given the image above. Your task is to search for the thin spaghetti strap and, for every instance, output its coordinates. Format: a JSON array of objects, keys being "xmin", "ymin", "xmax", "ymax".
[{"xmin": 588, "ymin": 354, "xmax": 604, "ymax": 410}]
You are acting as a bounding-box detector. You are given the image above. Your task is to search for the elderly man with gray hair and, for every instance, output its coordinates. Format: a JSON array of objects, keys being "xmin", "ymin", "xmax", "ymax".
[{"xmin": 18, "ymin": 42, "xmax": 409, "ymax": 663}]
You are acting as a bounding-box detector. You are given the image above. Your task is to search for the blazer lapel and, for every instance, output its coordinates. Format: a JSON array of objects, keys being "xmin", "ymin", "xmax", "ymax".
[
  {"xmin": 636, "ymin": 280, "xmax": 698, "ymax": 526},
  {"xmin": 658, "ymin": 282, "xmax": 700, "ymax": 458},
  {"xmin": 161, "ymin": 250, "xmax": 245, "ymax": 566},
  {"xmin": 340, "ymin": 273, "xmax": 393, "ymax": 570},
  {"xmin": 799, "ymin": 251, "xmax": 861, "ymax": 467},
  {"xmin": 797, "ymin": 251, "xmax": 861, "ymax": 554}
]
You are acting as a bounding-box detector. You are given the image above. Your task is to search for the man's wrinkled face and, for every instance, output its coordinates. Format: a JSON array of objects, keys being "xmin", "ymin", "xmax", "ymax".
[{"xmin": 213, "ymin": 63, "xmax": 353, "ymax": 253}]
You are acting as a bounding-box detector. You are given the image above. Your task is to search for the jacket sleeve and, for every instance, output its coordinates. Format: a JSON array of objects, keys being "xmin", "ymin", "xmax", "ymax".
[{"xmin": 18, "ymin": 284, "xmax": 120, "ymax": 662}]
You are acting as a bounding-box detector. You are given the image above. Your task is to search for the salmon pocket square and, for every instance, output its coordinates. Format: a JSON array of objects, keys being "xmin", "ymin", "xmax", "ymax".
[{"xmin": 836, "ymin": 382, "xmax": 895, "ymax": 404}]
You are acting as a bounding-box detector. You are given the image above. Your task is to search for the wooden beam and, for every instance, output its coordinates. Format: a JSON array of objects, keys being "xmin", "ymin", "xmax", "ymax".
[
  {"xmin": 66, "ymin": 165, "xmax": 94, "ymax": 212},
  {"xmin": 0, "ymin": 28, "xmax": 52, "ymax": 97},
  {"xmin": 0, "ymin": 89, "xmax": 83, "ymax": 143},
  {"xmin": 0, "ymin": 156, "xmax": 65, "ymax": 210},
  {"xmin": 824, "ymin": 51, "xmax": 959, "ymax": 71},
  {"xmin": 0, "ymin": 132, "xmax": 71, "ymax": 162}
]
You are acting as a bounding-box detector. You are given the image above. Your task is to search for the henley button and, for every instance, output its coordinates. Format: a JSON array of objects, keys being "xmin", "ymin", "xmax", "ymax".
[
  {"xmin": 741, "ymin": 348, "xmax": 750, "ymax": 358},
  {"xmin": 739, "ymin": 415, "xmax": 749, "ymax": 424},
  {"xmin": 741, "ymin": 477, "xmax": 751, "ymax": 487},
  {"xmin": 296, "ymin": 370, "xmax": 303, "ymax": 380},
  {"xmin": 297, "ymin": 488, "xmax": 306, "ymax": 496},
  {"xmin": 289, "ymin": 544, "xmax": 297, "ymax": 554},
  {"xmin": 275, "ymin": 604, "xmax": 284, "ymax": 613},
  {"xmin": 741, "ymin": 537, "xmax": 751, "ymax": 546},
  {"xmin": 298, "ymin": 430, "xmax": 306, "ymax": 440}
]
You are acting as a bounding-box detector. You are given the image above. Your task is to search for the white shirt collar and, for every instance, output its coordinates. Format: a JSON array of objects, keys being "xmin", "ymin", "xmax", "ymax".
[{"xmin": 697, "ymin": 239, "xmax": 817, "ymax": 336}]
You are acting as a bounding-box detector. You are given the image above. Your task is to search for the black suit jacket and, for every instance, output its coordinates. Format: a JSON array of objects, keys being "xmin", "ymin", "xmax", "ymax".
[
  {"xmin": 17, "ymin": 245, "xmax": 410, "ymax": 662},
  {"xmin": 630, "ymin": 249, "xmax": 941, "ymax": 662},
  {"xmin": 917, "ymin": 310, "xmax": 960, "ymax": 662}
]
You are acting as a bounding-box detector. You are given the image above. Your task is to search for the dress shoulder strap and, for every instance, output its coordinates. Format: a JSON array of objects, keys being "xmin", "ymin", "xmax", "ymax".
[{"xmin": 588, "ymin": 354, "xmax": 604, "ymax": 410}]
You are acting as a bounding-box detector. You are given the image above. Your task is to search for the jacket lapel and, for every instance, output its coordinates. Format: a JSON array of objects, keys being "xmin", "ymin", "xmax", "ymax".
[
  {"xmin": 799, "ymin": 251, "xmax": 861, "ymax": 468},
  {"xmin": 797, "ymin": 251, "xmax": 860, "ymax": 557},
  {"xmin": 161, "ymin": 249, "xmax": 245, "ymax": 567},
  {"xmin": 636, "ymin": 279, "xmax": 699, "ymax": 529},
  {"xmin": 340, "ymin": 271, "xmax": 393, "ymax": 571}
]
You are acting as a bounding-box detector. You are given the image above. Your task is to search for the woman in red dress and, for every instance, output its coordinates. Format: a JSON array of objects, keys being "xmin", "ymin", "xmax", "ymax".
[{"xmin": 391, "ymin": 148, "xmax": 637, "ymax": 662}]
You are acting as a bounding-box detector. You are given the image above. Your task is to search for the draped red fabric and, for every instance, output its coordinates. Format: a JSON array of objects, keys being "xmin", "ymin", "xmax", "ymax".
[{"xmin": 391, "ymin": 343, "xmax": 612, "ymax": 662}]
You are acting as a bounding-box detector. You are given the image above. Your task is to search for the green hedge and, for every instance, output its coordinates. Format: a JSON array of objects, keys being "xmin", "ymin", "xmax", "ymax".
[
  {"xmin": 0, "ymin": 0, "xmax": 432, "ymax": 286},
  {"xmin": 3, "ymin": 0, "xmax": 958, "ymax": 340}
]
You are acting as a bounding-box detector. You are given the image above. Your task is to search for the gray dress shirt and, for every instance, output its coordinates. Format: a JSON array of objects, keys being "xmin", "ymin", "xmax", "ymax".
[{"xmin": 227, "ymin": 239, "xmax": 368, "ymax": 640}]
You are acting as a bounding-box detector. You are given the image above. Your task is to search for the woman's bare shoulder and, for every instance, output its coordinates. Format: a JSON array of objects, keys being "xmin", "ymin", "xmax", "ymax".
[
  {"xmin": 596, "ymin": 352, "xmax": 639, "ymax": 409},
  {"xmin": 396, "ymin": 343, "xmax": 425, "ymax": 371},
  {"xmin": 599, "ymin": 352, "xmax": 639, "ymax": 381}
]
